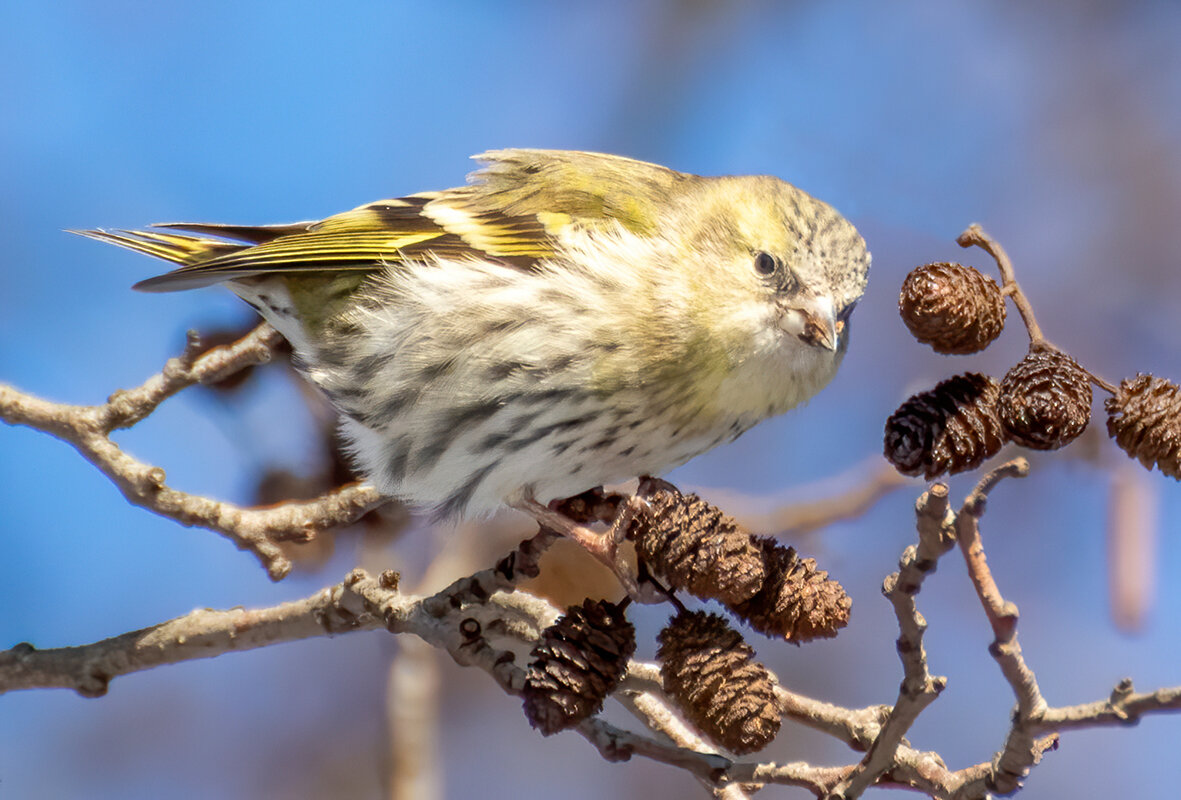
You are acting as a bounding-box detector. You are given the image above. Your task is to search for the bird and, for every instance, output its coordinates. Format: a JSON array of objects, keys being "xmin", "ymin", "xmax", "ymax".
[{"xmin": 78, "ymin": 149, "xmax": 870, "ymax": 550}]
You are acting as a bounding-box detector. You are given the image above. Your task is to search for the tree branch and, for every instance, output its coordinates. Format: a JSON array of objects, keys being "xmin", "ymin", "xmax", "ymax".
[
  {"xmin": 0, "ymin": 582, "xmax": 382, "ymax": 697},
  {"xmin": 826, "ymin": 484, "xmax": 955, "ymax": 798},
  {"xmin": 0, "ymin": 323, "xmax": 391, "ymax": 579}
]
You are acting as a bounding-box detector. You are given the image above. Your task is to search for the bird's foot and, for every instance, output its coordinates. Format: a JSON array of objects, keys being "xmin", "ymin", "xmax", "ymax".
[{"xmin": 515, "ymin": 494, "xmax": 657, "ymax": 602}]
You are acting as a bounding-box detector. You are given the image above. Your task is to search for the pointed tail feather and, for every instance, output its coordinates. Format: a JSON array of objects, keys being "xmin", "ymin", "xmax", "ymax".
[
  {"xmin": 72, "ymin": 227, "xmax": 256, "ymax": 291},
  {"xmin": 72, "ymin": 227, "xmax": 246, "ymax": 264}
]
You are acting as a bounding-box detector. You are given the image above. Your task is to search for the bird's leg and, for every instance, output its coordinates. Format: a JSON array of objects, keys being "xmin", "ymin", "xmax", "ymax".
[
  {"xmin": 605, "ymin": 492, "xmax": 649, "ymax": 549},
  {"xmin": 514, "ymin": 496, "xmax": 644, "ymax": 599},
  {"xmin": 603, "ymin": 494, "xmax": 664, "ymax": 605}
]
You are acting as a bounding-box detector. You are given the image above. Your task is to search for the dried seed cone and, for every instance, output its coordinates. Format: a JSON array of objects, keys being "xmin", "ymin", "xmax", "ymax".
[
  {"xmin": 1105, "ymin": 374, "xmax": 1181, "ymax": 479},
  {"xmin": 727, "ymin": 537, "xmax": 851, "ymax": 642},
  {"xmin": 883, "ymin": 372, "xmax": 1007, "ymax": 478},
  {"xmin": 629, "ymin": 485, "xmax": 766, "ymax": 605},
  {"xmin": 657, "ymin": 611, "xmax": 780, "ymax": 755},
  {"xmin": 522, "ymin": 599, "xmax": 636, "ymax": 736},
  {"xmin": 998, "ymin": 347, "xmax": 1093, "ymax": 450},
  {"xmin": 899, "ymin": 262, "xmax": 1006, "ymax": 354}
]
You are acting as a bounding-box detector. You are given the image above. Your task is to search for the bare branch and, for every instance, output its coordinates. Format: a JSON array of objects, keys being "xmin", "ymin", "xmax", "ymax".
[
  {"xmin": 951, "ymin": 458, "xmax": 1052, "ymax": 793},
  {"xmin": 733, "ymin": 762, "xmax": 857, "ymax": 796},
  {"xmin": 0, "ymin": 526, "xmax": 560, "ymax": 699},
  {"xmin": 0, "ymin": 323, "xmax": 392, "ymax": 579},
  {"xmin": 827, "ymin": 484, "xmax": 955, "ymax": 798},
  {"xmin": 956, "ymin": 459, "xmax": 1047, "ymax": 722},
  {"xmin": 100, "ymin": 325, "xmax": 286, "ymax": 430},
  {"xmin": 1036, "ymin": 679, "xmax": 1181, "ymax": 731},
  {"xmin": 776, "ymin": 687, "xmax": 890, "ymax": 751},
  {"xmin": 618, "ymin": 669, "xmax": 753, "ymax": 798},
  {"xmin": 0, "ymin": 583, "xmax": 382, "ymax": 697},
  {"xmin": 6, "ymin": 475, "xmax": 1181, "ymax": 799}
]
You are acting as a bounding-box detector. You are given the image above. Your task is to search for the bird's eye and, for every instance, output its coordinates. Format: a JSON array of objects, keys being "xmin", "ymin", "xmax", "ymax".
[{"xmin": 754, "ymin": 251, "xmax": 777, "ymax": 276}]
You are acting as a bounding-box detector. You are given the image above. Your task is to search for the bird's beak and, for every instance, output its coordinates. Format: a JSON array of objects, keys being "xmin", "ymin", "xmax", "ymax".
[{"xmin": 781, "ymin": 295, "xmax": 839, "ymax": 352}]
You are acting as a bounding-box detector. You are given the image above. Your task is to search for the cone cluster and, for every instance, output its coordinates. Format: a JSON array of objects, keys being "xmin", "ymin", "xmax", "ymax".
[
  {"xmin": 891, "ymin": 247, "xmax": 1108, "ymax": 475},
  {"xmin": 884, "ymin": 373, "xmax": 1006, "ymax": 478},
  {"xmin": 629, "ymin": 484, "xmax": 850, "ymax": 642},
  {"xmin": 899, "ymin": 262, "xmax": 1006, "ymax": 354},
  {"xmin": 1106, "ymin": 374, "xmax": 1181, "ymax": 479},
  {"xmin": 657, "ymin": 611, "xmax": 780, "ymax": 755},
  {"xmin": 522, "ymin": 599, "xmax": 636, "ymax": 735},
  {"xmin": 998, "ymin": 347, "xmax": 1092, "ymax": 450}
]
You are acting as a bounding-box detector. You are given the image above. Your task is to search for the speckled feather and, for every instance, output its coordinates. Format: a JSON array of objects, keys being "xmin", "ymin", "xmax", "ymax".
[{"xmin": 78, "ymin": 150, "xmax": 870, "ymax": 519}]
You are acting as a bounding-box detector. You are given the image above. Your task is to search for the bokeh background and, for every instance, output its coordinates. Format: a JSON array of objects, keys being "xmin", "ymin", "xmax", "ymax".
[{"xmin": 3, "ymin": 2, "xmax": 1181, "ymax": 798}]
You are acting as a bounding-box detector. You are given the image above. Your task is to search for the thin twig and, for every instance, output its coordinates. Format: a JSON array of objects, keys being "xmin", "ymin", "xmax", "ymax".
[
  {"xmin": 1035, "ymin": 680, "xmax": 1181, "ymax": 731},
  {"xmin": 954, "ymin": 458, "xmax": 1051, "ymax": 794},
  {"xmin": 957, "ymin": 224, "xmax": 1045, "ymax": 347},
  {"xmin": 0, "ymin": 323, "xmax": 391, "ymax": 579},
  {"xmin": 616, "ymin": 686, "xmax": 748, "ymax": 798},
  {"xmin": 957, "ymin": 460, "xmax": 1046, "ymax": 719},
  {"xmin": 827, "ymin": 485, "xmax": 955, "ymax": 799},
  {"xmin": 956, "ymin": 224, "xmax": 1119, "ymax": 394},
  {"xmin": 0, "ymin": 583, "xmax": 383, "ymax": 697}
]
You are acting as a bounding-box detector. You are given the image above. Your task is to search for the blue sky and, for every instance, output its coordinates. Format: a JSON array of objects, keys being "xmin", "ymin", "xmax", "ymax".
[{"xmin": 3, "ymin": 3, "xmax": 1181, "ymax": 798}]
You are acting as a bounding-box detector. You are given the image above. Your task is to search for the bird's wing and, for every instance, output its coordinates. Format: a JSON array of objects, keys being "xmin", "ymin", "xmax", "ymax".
[
  {"xmin": 457, "ymin": 148, "xmax": 692, "ymax": 236},
  {"xmin": 76, "ymin": 149, "xmax": 691, "ymax": 292}
]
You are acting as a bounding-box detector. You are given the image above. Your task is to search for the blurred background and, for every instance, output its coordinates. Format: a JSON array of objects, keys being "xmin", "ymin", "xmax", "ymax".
[{"xmin": 3, "ymin": 2, "xmax": 1181, "ymax": 797}]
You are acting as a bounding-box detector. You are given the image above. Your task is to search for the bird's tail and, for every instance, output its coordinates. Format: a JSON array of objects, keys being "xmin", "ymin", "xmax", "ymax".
[{"xmin": 71, "ymin": 222, "xmax": 310, "ymax": 291}]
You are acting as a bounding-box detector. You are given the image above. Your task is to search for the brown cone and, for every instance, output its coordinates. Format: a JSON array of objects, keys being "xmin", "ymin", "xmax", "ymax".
[
  {"xmin": 998, "ymin": 347, "xmax": 1093, "ymax": 450},
  {"xmin": 657, "ymin": 611, "xmax": 780, "ymax": 755},
  {"xmin": 629, "ymin": 484, "xmax": 766, "ymax": 605},
  {"xmin": 884, "ymin": 372, "xmax": 1007, "ymax": 478},
  {"xmin": 899, "ymin": 262, "xmax": 1006, "ymax": 354},
  {"xmin": 522, "ymin": 599, "xmax": 636, "ymax": 735},
  {"xmin": 727, "ymin": 537, "xmax": 851, "ymax": 642},
  {"xmin": 1105, "ymin": 374, "xmax": 1181, "ymax": 479}
]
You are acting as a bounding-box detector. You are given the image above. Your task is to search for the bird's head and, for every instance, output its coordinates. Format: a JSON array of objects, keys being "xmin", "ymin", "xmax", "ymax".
[{"xmin": 656, "ymin": 174, "xmax": 871, "ymax": 415}]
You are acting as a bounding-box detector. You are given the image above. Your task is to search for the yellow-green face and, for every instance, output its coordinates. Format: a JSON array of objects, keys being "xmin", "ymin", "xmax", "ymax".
[
  {"xmin": 668, "ymin": 174, "xmax": 869, "ymax": 328},
  {"xmin": 581, "ymin": 174, "xmax": 870, "ymax": 435}
]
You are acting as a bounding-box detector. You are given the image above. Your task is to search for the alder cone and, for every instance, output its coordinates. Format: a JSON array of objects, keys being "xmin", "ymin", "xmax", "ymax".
[
  {"xmin": 899, "ymin": 262, "xmax": 1006, "ymax": 354},
  {"xmin": 884, "ymin": 373, "xmax": 1007, "ymax": 478},
  {"xmin": 726, "ymin": 537, "xmax": 851, "ymax": 642},
  {"xmin": 522, "ymin": 599, "xmax": 636, "ymax": 735},
  {"xmin": 629, "ymin": 484, "xmax": 766, "ymax": 605},
  {"xmin": 998, "ymin": 347, "xmax": 1092, "ymax": 450},
  {"xmin": 1105, "ymin": 374, "xmax": 1181, "ymax": 479},
  {"xmin": 657, "ymin": 611, "xmax": 780, "ymax": 755}
]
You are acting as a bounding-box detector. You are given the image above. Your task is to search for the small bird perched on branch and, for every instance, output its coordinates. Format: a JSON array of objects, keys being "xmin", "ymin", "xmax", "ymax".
[{"xmin": 80, "ymin": 149, "xmax": 869, "ymax": 554}]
